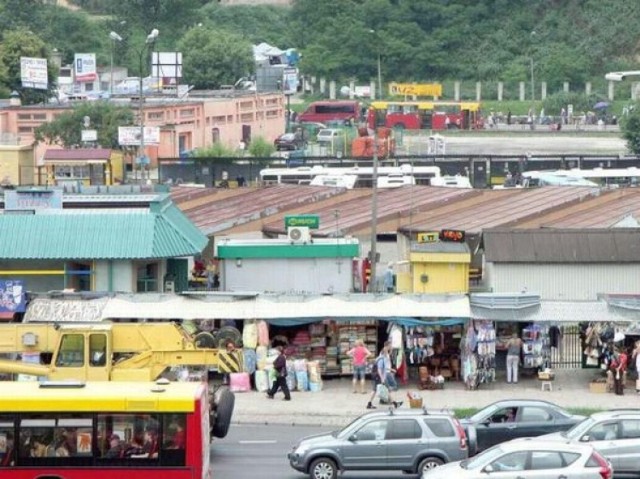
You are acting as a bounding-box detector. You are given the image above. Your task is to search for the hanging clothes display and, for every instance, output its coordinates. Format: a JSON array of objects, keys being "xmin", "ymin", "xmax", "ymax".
[{"xmin": 461, "ymin": 320, "xmax": 496, "ymax": 390}]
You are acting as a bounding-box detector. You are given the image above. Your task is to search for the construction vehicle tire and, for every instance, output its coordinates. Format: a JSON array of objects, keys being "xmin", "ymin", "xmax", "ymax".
[
  {"xmin": 212, "ymin": 387, "xmax": 234, "ymax": 438},
  {"xmin": 195, "ymin": 332, "xmax": 216, "ymax": 349}
]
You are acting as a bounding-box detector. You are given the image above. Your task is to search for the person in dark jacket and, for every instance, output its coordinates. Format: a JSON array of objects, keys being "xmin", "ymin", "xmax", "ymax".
[{"xmin": 266, "ymin": 346, "xmax": 291, "ymax": 400}]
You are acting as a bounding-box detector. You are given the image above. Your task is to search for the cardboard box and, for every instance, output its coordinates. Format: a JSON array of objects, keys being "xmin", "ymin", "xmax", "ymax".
[{"xmin": 589, "ymin": 382, "xmax": 607, "ymax": 394}]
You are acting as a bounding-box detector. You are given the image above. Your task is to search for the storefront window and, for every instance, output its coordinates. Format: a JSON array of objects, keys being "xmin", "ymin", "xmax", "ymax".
[{"xmin": 136, "ymin": 263, "xmax": 158, "ymax": 292}]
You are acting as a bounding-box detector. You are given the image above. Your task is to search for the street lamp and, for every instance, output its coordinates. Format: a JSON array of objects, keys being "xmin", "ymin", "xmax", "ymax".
[
  {"xmin": 137, "ymin": 28, "xmax": 159, "ymax": 183},
  {"xmin": 109, "ymin": 31, "xmax": 123, "ymax": 96},
  {"xmin": 368, "ymin": 30, "xmax": 383, "ymax": 99},
  {"xmin": 530, "ymin": 30, "xmax": 536, "ymax": 102}
]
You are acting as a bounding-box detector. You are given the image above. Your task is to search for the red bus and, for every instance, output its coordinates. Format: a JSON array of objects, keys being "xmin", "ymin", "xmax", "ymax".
[
  {"xmin": 367, "ymin": 100, "xmax": 483, "ymax": 130},
  {"xmin": 0, "ymin": 380, "xmax": 211, "ymax": 479}
]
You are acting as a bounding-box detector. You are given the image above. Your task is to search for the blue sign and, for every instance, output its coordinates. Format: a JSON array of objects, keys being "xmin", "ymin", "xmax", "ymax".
[
  {"xmin": 136, "ymin": 155, "xmax": 150, "ymax": 166},
  {"xmin": 0, "ymin": 280, "xmax": 26, "ymax": 314},
  {"xmin": 4, "ymin": 189, "xmax": 62, "ymax": 211}
]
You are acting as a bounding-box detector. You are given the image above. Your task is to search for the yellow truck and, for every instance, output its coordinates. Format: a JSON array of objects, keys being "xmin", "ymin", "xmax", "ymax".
[{"xmin": 0, "ymin": 321, "xmax": 239, "ymax": 438}]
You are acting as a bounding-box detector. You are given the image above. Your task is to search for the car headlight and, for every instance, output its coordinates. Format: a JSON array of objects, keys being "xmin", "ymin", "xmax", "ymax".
[{"xmin": 294, "ymin": 444, "xmax": 309, "ymax": 455}]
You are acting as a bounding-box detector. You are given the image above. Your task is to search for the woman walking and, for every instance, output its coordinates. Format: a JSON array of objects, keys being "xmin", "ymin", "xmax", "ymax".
[{"xmin": 347, "ymin": 339, "xmax": 372, "ymax": 394}]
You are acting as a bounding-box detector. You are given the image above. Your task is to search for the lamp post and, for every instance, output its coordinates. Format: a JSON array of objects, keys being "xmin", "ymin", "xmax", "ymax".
[
  {"xmin": 137, "ymin": 28, "xmax": 159, "ymax": 183},
  {"xmin": 530, "ymin": 30, "xmax": 536, "ymax": 102},
  {"xmin": 109, "ymin": 31, "xmax": 123, "ymax": 96},
  {"xmin": 368, "ymin": 30, "xmax": 383, "ymax": 99},
  {"xmin": 369, "ymin": 112, "xmax": 379, "ymax": 291}
]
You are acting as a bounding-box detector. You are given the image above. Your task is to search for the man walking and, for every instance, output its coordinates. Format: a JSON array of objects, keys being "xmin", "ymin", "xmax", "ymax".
[
  {"xmin": 266, "ymin": 346, "xmax": 291, "ymax": 401},
  {"xmin": 367, "ymin": 342, "xmax": 402, "ymax": 409}
]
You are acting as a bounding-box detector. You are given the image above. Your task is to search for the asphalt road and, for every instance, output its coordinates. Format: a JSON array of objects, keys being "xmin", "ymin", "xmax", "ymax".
[{"xmin": 212, "ymin": 423, "xmax": 416, "ymax": 479}]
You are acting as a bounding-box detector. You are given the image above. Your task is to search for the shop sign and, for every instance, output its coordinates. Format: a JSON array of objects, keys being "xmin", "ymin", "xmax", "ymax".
[
  {"xmin": 416, "ymin": 232, "xmax": 439, "ymax": 243},
  {"xmin": 284, "ymin": 214, "xmax": 319, "ymax": 229},
  {"xmin": 388, "ymin": 82, "xmax": 442, "ymax": 97},
  {"xmin": 4, "ymin": 189, "xmax": 62, "ymax": 211},
  {"xmin": 439, "ymin": 229, "xmax": 466, "ymax": 242},
  {"xmin": 0, "ymin": 280, "xmax": 26, "ymax": 313}
]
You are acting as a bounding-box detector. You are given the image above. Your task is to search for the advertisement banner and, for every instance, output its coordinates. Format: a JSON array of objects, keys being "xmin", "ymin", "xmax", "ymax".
[
  {"xmin": 74, "ymin": 53, "xmax": 97, "ymax": 82},
  {"xmin": 20, "ymin": 57, "xmax": 48, "ymax": 90},
  {"xmin": 282, "ymin": 67, "xmax": 298, "ymax": 95},
  {"xmin": 118, "ymin": 126, "xmax": 160, "ymax": 146},
  {"xmin": 389, "ymin": 82, "xmax": 442, "ymax": 97},
  {"xmin": 0, "ymin": 280, "xmax": 27, "ymax": 314}
]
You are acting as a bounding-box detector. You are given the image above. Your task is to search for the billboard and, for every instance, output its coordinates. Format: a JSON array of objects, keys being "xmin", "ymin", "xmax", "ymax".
[
  {"xmin": 388, "ymin": 82, "xmax": 442, "ymax": 97},
  {"xmin": 118, "ymin": 126, "xmax": 160, "ymax": 146},
  {"xmin": 20, "ymin": 57, "xmax": 48, "ymax": 90},
  {"xmin": 151, "ymin": 51, "xmax": 183, "ymax": 80},
  {"xmin": 74, "ymin": 53, "xmax": 97, "ymax": 82},
  {"xmin": 0, "ymin": 280, "xmax": 27, "ymax": 314},
  {"xmin": 282, "ymin": 67, "xmax": 298, "ymax": 95}
]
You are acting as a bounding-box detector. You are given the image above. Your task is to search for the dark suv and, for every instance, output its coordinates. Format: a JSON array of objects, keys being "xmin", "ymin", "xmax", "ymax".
[{"xmin": 288, "ymin": 409, "xmax": 476, "ymax": 479}]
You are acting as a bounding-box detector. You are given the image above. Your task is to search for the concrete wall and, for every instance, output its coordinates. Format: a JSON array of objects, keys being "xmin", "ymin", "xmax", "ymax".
[
  {"xmin": 487, "ymin": 263, "xmax": 640, "ymax": 300},
  {"xmin": 222, "ymin": 257, "xmax": 353, "ymax": 293}
]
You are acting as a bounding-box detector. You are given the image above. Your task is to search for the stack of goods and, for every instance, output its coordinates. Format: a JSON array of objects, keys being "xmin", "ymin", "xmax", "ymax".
[
  {"xmin": 309, "ymin": 323, "xmax": 328, "ymax": 374},
  {"xmin": 285, "ymin": 359, "xmax": 297, "ymax": 392},
  {"xmin": 291, "ymin": 330, "xmax": 312, "ymax": 360},
  {"xmin": 461, "ymin": 321, "xmax": 496, "ymax": 390},
  {"xmin": 294, "ymin": 359, "xmax": 309, "ymax": 391},
  {"xmin": 522, "ymin": 324, "xmax": 549, "ymax": 370},
  {"xmin": 307, "ymin": 360, "xmax": 323, "ymax": 392}
]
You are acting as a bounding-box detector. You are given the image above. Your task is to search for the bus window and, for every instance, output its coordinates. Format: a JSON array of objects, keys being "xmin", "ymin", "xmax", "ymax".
[
  {"xmin": 0, "ymin": 419, "xmax": 15, "ymax": 467},
  {"xmin": 56, "ymin": 334, "xmax": 84, "ymax": 367},
  {"xmin": 18, "ymin": 415, "xmax": 93, "ymax": 464},
  {"xmin": 97, "ymin": 414, "xmax": 160, "ymax": 460}
]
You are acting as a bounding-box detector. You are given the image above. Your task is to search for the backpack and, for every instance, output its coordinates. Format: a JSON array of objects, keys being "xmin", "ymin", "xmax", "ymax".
[{"xmin": 369, "ymin": 357, "xmax": 383, "ymax": 378}]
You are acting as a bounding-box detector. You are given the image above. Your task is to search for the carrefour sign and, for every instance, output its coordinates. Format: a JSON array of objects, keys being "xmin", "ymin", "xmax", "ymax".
[{"xmin": 284, "ymin": 215, "xmax": 319, "ymax": 229}]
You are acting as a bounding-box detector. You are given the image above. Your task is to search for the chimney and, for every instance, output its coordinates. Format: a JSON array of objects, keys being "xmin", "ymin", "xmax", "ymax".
[{"xmin": 9, "ymin": 91, "xmax": 21, "ymax": 107}]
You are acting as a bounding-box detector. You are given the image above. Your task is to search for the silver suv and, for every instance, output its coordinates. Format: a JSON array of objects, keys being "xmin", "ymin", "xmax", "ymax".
[
  {"xmin": 288, "ymin": 409, "xmax": 476, "ymax": 479},
  {"xmin": 541, "ymin": 409, "xmax": 640, "ymax": 477}
]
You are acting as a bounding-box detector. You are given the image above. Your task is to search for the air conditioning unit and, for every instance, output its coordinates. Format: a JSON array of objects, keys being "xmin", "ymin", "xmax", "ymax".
[{"xmin": 288, "ymin": 226, "xmax": 311, "ymax": 243}]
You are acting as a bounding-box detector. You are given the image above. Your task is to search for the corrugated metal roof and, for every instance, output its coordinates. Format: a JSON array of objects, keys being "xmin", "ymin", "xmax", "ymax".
[
  {"xmin": 512, "ymin": 188, "xmax": 640, "ymax": 229},
  {"xmin": 44, "ymin": 149, "xmax": 112, "ymax": 161},
  {"xmin": 398, "ymin": 186, "xmax": 598, "ymax": 234},
  {"xmin": 172, "ymin": 184, "xmax": 351, "ymax": 236},
  {"xmin": 0, "ymin": 201, "xmax": 207, "ymax": 259},
  {"xmin": 262, "ymin": 186, "xmax": 476, "ymax": 237},
  {"xmin": 484, "ymin": 228, "xmax": 640, "ymax": 263}
]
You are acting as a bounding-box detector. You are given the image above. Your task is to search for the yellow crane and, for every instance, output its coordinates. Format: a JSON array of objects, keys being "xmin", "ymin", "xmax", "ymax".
[{"xmin": 0, "ymin": 322, "xmax": 240, "ymax": 438}]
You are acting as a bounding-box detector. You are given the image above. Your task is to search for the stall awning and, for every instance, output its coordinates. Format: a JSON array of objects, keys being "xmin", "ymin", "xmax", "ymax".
[
  {"xmin": 471, "ymin": 300, "xmax": 640, "ymax": 323},
  {"xmin": 22, "ymin": 293, "xmax": 470, "ymax": 322}
]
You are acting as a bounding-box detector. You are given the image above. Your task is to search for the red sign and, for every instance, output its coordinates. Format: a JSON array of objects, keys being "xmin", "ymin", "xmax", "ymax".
[{"xmin": 439, "ymin": 229, "xmax": 465, "ymax": 242}]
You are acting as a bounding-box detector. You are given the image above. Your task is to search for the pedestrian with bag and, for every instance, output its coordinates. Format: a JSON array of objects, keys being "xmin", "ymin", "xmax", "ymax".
[
  {"xmin": 266, "ymin": 346, "xmax": 291, "ymax": 401},
  {"xmin": 633, "ymin": 340, "xmax": 640, "ymax": 394},
  {"xmin": 612, "ymin": 347, "xmax": 628, "ymax": 396},
  {"xmin": 366, "ymin": 342, "xmax": 402, "ymax": 409}
]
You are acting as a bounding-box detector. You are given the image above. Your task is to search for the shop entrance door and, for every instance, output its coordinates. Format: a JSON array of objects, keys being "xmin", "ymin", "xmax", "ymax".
[{"xmin": 549, "ymin": 324, "xmax": 582, "ymax": 369}]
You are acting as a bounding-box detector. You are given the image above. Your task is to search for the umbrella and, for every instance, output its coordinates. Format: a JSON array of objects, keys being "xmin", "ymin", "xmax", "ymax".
[{"xmin": 593, "ymin": 101, "xmax": 609, "ymax": 109}]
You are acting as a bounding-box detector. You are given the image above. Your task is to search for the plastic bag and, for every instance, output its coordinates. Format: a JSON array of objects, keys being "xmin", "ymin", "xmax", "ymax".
[{"xmin": 376, "ymin": 383, "xmax": 389, "ymax": 403}]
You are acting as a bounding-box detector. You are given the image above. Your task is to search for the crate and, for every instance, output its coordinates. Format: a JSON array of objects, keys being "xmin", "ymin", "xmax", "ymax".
[
  {"xmin": 409, "ymin": 397, "xmax": 423, "ymax": 408},
  {"xmin": 589, "ymin": 381, "xmax": 607, "ymax": 394}
]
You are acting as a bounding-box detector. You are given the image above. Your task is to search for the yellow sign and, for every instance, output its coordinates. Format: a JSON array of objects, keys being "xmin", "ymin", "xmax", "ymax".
[
  {"xmin": 389, "ymin": 83, "xmax": 442, "ymax": 97},
  {"xmin": 417, "ymin": 232, "xmax": 439, "ymax": 243}
]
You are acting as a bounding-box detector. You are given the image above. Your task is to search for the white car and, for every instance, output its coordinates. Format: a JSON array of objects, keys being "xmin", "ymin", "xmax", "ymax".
[{"xmin": 423, "ymin": 438, "xmax": 612, "ymax": 479}]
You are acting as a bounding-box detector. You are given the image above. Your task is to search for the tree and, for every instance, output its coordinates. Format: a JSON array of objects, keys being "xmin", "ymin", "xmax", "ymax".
[
  {"xmin": 0, "ymin": 28, "xmax": 57, "ymax": 104},
  {"xmin": 247, "ymin": 136, "xmax": 275, "ymax": 158},
  {"xmin": 34, "ymin": 102, "xmax": 134, "ymax": 149},
  {"xmin": 178, "ymin": 27, "xmax": 254, "ymax": 89},
  {"xmin": 620, "ymin": 103, "xmax": 640, "ymax": 155}
]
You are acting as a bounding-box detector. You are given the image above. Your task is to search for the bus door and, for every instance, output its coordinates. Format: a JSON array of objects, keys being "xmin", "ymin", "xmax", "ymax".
[
  {"xmin": 368, "ymin": 108, "xmax": 387, "ymax": 128},
  {"xmin": 419, "ymin": 108, "xmax": 433, "ymax": 129},
  {"xmin": 461, "ymin": 109, "xmax": 471, "ymax": 130}
]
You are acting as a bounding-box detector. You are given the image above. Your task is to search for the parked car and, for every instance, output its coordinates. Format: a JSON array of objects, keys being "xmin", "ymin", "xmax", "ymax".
[
  {"xmin": 316, "ymin": 128, "xmax": 343, "ymax": 146},
  {"xmin": 274, "ymin": 131, "xmax": 307, "ymax": 151},
  {"xmin": 541, "ymin": 409, "xmax": 640, "ymax": 478},
  {"xmin": 288, "ymin": 409, "xmax": 476, "ymax": 479},
  {"xmin": 458, "ymin": 399, "xmax": 585, "ymax": 452},
  {"xmin": 423, "ymin": 438, "xmax": 613, "ymax": 479}
]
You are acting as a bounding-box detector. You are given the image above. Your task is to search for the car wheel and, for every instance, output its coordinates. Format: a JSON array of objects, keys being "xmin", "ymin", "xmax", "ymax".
[
  {"xmin": 309, "ymin": 457, "xmax": 337, "ymax": 479},
  {"xmin": 418, "ymin": 456, "xmax": 444, "ymax": 473}
]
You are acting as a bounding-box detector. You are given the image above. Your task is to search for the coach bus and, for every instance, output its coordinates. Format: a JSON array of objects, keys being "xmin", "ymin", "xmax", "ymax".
[
  {"xmin": 0, "ymin": 380, "xmax": 210, "ymax": 479},
  {"xmin": 260, "ymin": 164, "xmax": 443, "ymax": 188},
  {"xmin": 367, "ymin": 100, "xmax": 483, "ymax": 131}
]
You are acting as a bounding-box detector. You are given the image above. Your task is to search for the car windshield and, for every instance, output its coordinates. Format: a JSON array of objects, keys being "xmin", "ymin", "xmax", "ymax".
[
  {"xmin": 337, "ymin": 416, "xmax": 365, "ymax": 436},
  {"xmin": 563, "ymin": 417, "xmax": 596, "ymax": 438},
  {"xmin": 468, "ymin": 404, "xmax": 498, "ymax": 422},
  {"xmin": 462, "ymin": 445, "xmax": 505, "ymax": 469}
]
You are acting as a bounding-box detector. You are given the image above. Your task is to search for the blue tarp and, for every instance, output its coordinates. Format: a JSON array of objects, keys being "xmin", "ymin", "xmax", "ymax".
[{"xmin": 266, "ymin": 317, "xmax": 467, "ymax": 327}]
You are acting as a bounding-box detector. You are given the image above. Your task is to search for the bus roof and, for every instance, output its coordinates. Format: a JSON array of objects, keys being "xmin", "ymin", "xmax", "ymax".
[
  {"xmin": 0, "ymin": 381, "xmax": 204, "ymax": 413},
  {"xmin": 370, "ymin": 100, "xmax": 481, "ymax": 111}
]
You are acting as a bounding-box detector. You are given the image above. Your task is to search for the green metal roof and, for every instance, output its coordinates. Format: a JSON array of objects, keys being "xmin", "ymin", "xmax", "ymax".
[
  {"xmin": 217, "ymin": 241, "xmax": 360, "ymax": 259},
  {"xmin": 0, "ymin": 200, "xmax": 208, "ymax": 260}
]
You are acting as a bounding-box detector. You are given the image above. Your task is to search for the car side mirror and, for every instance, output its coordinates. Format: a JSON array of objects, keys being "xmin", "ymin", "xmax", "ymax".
[
  {"xmin": 348, "ymin": 434, "xmax": 358, "ymax": 442},
  {"xmin": 482, "ymin": 418, "xmax": 491, "ymax": 426},
  {"xmin": 483, "ymin": 465, "xmax": 494, "ymax": 473},
  {"xmin": 580, "ymin": 435, "xmax": 590, "ymax": 442}
]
